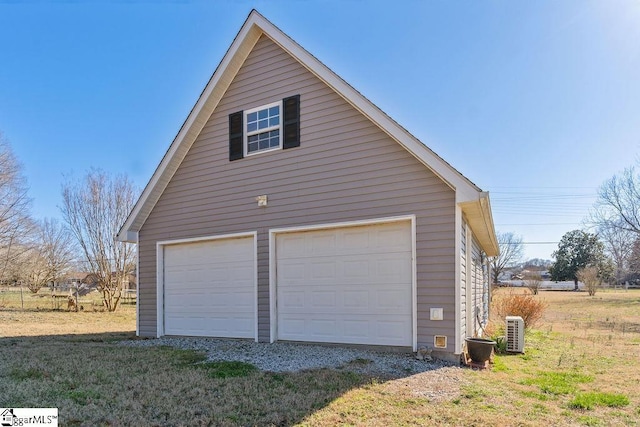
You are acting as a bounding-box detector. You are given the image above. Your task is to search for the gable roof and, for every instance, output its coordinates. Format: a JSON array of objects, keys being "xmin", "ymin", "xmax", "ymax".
[{"xmin": 117, "ymin": 10, "xmax": 498, "ymax": 256}]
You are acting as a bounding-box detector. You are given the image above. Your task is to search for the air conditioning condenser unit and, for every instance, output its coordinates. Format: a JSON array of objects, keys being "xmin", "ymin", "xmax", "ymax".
[{"xmin": 506, "ymin": 316, "xmax": 525, "ymax": 353}]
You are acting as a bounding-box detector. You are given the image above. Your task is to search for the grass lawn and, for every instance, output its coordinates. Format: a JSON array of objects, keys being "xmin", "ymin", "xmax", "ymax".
[{"xmin": 1, "ymin": 287, "xmax": 639, "ymax": 426}]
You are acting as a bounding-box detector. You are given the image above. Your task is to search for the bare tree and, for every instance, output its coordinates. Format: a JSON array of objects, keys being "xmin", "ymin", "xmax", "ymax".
[
  {"xmin": 524, "ymin": 271, "xmax": 542, "ymax": 295},
  {"xmin": 576, "ymin": 266, "xmax": 601, "ymax": 296},
  {"xmin": 5, "ymin": 219, "xmax": 76, "ymax": 294},
  {"xmin": 38, "ymin": 218, "xmax": 76, "ymax": 288},
  {"xmin": 490, "ymin": 232, "xmax": 524, "ymax": 284},
  {"xmin": 61, "ymin": 170, "xmax": 137, "ymax": 311},
  {"xmin": 593, "ymin": 167, "xmax": 640, "ymax": 234},
  {"xmin": 595, "ymin": 219, "xmax": 634, "ymax": 287},
  {"xmin": 0, "ymin": 134, "xmax": 34, "ymax": 281},
  {"xmin": 19, "ymin": 246, "xmax": 50, "ymax": 293}
]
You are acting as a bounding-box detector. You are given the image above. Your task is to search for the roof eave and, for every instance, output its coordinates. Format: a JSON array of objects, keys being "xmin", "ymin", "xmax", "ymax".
[{"xmin": 459, "ymin": 193, "xmax": 499, "ymax": 257}]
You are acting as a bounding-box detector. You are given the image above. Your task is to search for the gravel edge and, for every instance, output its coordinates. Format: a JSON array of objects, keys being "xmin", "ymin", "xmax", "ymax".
[{"xmin": 120, "ymin": 337, "xmax": 456, "ymax": 377}]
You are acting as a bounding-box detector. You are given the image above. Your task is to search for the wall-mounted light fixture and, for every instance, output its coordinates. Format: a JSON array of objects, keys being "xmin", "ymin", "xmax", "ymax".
[{"xmin": 256, "ymin": 195, "xmax": 268, "ymax": 207}]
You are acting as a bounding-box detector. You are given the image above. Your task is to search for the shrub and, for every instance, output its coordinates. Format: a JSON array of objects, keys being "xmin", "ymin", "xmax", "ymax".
[
  {"xmin": 576, "ymin": 266, "xmax": 601, "ymax": 296},
  {"xmin": 524, "ymin": 272, "xmax": 543, "ymax": 295},
  {"xmin": 494, "ymin": 291, "xmax": 547, "ymax": 329}
]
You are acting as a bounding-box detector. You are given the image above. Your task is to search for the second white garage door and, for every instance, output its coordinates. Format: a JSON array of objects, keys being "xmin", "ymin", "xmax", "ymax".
[
  {"xmin": 275, "ymin": 221, "xmax": 413, "ymax": 346},
  {"xmin": 163, "ymin": 235, "xmax": 255, "ymax": 338}
]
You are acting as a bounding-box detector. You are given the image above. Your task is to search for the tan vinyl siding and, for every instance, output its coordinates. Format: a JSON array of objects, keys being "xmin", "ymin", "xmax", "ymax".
[
  {"xmin": 460, "ymin": 218, "xmax": 467, "ymax": 341},
  {"xmin": 138, "ymin": 34, "xmax": 456, "ymax": 350},
  {"xmin": 470, "ymin": 236, "xmax": 485, "ymax": 335}
]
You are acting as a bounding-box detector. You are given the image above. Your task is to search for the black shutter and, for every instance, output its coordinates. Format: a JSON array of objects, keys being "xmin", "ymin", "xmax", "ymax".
[
  {"xmin": 282, "ymin": 95, "xmax": 300, "ymax": 149},
  {"xmin": 229, "ymin": 111, "xmax": 244, "ymax": 161}
]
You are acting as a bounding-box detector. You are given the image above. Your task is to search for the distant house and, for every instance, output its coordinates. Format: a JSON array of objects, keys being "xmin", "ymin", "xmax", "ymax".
[
  {"xmin": 117, "ymin": 10, "xmax": 498, "ymax": 359},
  {"xmin": 81, "ymin": 272, "xmax": 136, "ymax": 291}
]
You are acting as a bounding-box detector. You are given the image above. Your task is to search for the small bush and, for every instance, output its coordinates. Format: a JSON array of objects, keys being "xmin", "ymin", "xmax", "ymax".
[
  {"xmin": 492, "ymin": 335, "xmax": 508, "ymax": 354},
  {"xmin": 524, "ymin": 272, "xmax": 542, "ymax": 295},
  {"xmin": 576, "ymin": 267, "xmax": 601, "ymax": 296},
  {"xmin": 494, "ymin": 291, "xmax": 547, "ymax": 329}
]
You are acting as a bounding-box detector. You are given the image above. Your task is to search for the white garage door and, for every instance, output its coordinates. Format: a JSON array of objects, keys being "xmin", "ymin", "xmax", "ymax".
[
  {"xmin": 276, "ymin": 221, "xmax": 413, "ymax": 346},
  {"xmin": 163, "ymin": 236, "xmax": 255, "ymax": 338}
]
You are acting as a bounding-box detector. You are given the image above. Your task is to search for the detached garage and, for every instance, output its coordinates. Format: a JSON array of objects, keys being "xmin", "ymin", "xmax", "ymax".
[{"xmin": 117, "ymin": 11, "xmax": 498, "ymax": 358}]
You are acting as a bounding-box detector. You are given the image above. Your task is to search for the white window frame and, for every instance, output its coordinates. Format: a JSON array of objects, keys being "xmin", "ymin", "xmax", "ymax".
[{"xmin": 244, "ymin": 100, "xmax": 283, "ymax": 156}]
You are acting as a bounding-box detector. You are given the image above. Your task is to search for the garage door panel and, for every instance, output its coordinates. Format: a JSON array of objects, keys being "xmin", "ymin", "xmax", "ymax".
[
  {"xmin": 279, "ymin": 255, "xmax": 409, "ymax": 284},
  {"xmin": 377, "ymin": 319, "xmax": 410, "ymax": 341},
  {"xmin": 311, "ymin": 291, "xmax": 336, "ymax": 308},
  {"xmin": 343, "ymin": 290, "xmax": 369, "ymax": 308},
  {"xmin": 278, "ymin": 314, "xmax": 411, "ymax": 346},
  {"xmin": 276, "ymin": 222, "xmax": 413, "ymax": 346},
  {"xmin": 277, "ymin": 235, "xmax": 307, "ymax": 258},
  {"xmin": 279, "ymin": 284, "xmax": 410, "ymax": 313},
  {"xmin": 343, "ymin": 320, "xmax": 369, "ymax": 339},
  {"xmin": 310, "ymin": 234, "xmax": 336, "ymax": 253},
  {"xmin": 342, "ymin": 259, "xmax": 370, "ymax": 278},
  {"xmin": 280, "ymin": 290, "xmax": 305, "ymax": 309},
  {"xmin": 279, "ymin": 225, "xmax": 411, "ymax": 259},
  {"xmin": 163, "ymin": 236, "xmax": 255, "ymax": 338},
  {"xmin": 377, "ymin": 288, "xmax": 412, "ymax": 309}
]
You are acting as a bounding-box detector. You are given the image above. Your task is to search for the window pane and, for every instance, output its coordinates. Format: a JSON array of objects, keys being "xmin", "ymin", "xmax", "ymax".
[
  {"xmin": 248, "ymin": 135, "xmax": 258, "ymax": 143},
  {"xmin": 258, "ymin": 109, "xmax": 268, "ymax": 119},
  {"xmin": 248, "ymin": 142, "xmax": 258, "ymax": 152},
  {"xmin": 269, "ymin": 116, "xmax": 279, "ymax": 126},
  {"xmin": 270, "ymin": 130, "xmax": 279, "ymax": 147},
  {"xmin": 247, "ymin": 122, "xmax": 257, "ymax": 132},
  {"xmin": 259, "ymin": 137, "xmax": 269, "ymax": 150},
  {"xmin": 258, "ymin": 119, "xmax": 268, "ymax": 129},
  {"xmin": 247, "ymin": 112, "xmax": 257, "ymax": 122},
  {"xmin": 269, "ymin": 106, "xmax": 279, "ymax": 117}
]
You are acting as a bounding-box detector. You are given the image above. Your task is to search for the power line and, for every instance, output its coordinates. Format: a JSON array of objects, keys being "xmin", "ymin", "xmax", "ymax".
[
  {"xmin": 499, "ymin": 223, "xmax": 578, "ymax": 226},
  {"xmin": 503, "ymin": 242, "xmax": 559, "ymax": 245}
]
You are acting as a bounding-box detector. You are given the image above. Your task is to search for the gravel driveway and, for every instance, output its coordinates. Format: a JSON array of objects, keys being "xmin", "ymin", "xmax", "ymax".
[{"xmin": 122, "ymin": 337, "xmax": 457, "ymax": 378}]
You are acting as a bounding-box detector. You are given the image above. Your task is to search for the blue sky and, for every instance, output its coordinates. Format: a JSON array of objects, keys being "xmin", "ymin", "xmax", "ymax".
[{"xmin": 1, "ymin": 1, "xmax": 639, "ymax": 260}]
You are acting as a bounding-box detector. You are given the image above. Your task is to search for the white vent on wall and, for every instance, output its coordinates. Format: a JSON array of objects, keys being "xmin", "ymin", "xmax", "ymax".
[{"xmin": 506, "ymin": 316, "xmax": 525, "ymax": 353}]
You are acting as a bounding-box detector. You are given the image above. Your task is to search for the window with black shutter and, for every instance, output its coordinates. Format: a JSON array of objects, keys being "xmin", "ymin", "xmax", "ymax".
[
  {"xmin": 229, "ymin": 111, "xmax": 244, "ymax": 161},
  {"xmin": 229, "ymin": 95, "xmax": 300, "ymax": 160},
  {"xmin": 283, "ymin": 95, "xmax": 300, "ymax": 149}
]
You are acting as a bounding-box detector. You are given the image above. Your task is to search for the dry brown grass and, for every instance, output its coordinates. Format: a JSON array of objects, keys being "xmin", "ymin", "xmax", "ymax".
[
  {"xmin": 0, "ymin": 287, "xmax": 135, "ymax": 337},
  {"xmin": 302, "ymin": 289, "xmax": 640, "ymax": 426},
  {"xmin": 1, "ymin": 288, "xmax": 639, "ymax": 426}
]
